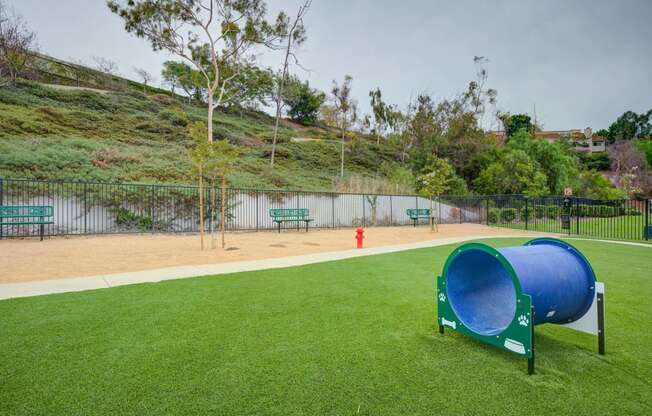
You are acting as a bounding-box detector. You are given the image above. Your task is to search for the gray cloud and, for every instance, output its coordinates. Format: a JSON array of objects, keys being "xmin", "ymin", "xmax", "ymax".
[{"xmin": 10, "ymin": 0, "xmax": 652, "ymax": 129}]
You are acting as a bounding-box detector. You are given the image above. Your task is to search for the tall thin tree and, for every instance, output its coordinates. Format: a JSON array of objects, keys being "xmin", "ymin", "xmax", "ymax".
[
  {"xmin": 270, "ymin": 0, "xmax": 311, "ymax": 167},
  {"xmin": 331, "ymin": 75, "xmax": 356, "ymax": 177}
]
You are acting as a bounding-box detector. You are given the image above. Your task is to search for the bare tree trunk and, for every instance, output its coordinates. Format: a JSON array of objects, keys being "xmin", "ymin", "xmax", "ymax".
[
  {"xmin": 340, "ymin": 117, "xmax": 346, "ymax": 178},
  {"xmin": 270, "ymin": 38, "xmax": 292, "ymax": 168},
  {"xmin": 340, "ymin": 140, "xmax": 345, "ymax": 178},
  {"xmin": 198, "ymin": 169, "xmax": 205, "ymax": 250},
  {"xmin": 207, "ymin": 91, "xmax": 214, "ymax": 143},
  {"xmin": 221, "ymin": 176, "xmax": 226, "ymax": 249},
  {"xmin": 430, "ymin": 197, "xmax": 434, "ymax": 232}
]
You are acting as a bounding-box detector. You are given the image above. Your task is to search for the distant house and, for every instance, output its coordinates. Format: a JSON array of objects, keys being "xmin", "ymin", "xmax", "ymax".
[{"xmin": 489, "ymin": 128, "xmax": 607, "ymax": 153}]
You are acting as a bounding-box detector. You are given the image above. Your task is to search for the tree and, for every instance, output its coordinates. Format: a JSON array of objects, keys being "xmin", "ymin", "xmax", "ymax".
[
  {"xmin": 161, "ymin": 60, "xmax": 200, "ymax": 102},
  {"xmin": 0, "ymin": 1, "xmax": 37, "ymax": 86},
  {"xmin": 108, "ymin": 0, "xmax": 287, "ymax": 144},
  {"xmin": 369, "ymin": 88, "xmax": 388, "ymax": 144},
  {"xmin": 507, "ymin": 128, "xmax": 578, "ymax": 194},
  {"xmin": 468, "ymin": 56, "xmax": 497, "ymax": 123},
  {"xmin": 92, "ymin": 56, "xmax": 120, "ymax": 89},
  {"xmin": 282, "ymin": 76, "xmax": 324, "ymax": 125},
  {"xmin": 270, "ymin": 0, "xmax": 311, "ymax": 167},
  {"xmin": 134, "ymin": 67, "xmax": 154, "ymax": 93},
  {"xmin": 188, "ymin": 121, "xmax": 240, "ymax": 249},
  {"xmin": 604, "ymin": 110, "xmax": 652, "ymax": 143},
  {"xmin": 331, "ymin": 75, "xmax": 357, "ymax": 177},
  {"xmin": 474, "ymin": 149, "xmax": 548, "ymax": 196},
  {"xmin": 501, "ymin": 113, "xmax": 532, "ymax": 139},
  {"xmin": 416, "ymin": 157, "xmax": 454, "ymax": 232},
  {"xmin": 573, "ymin": 170, "xmax": 626, "ymax": 200}
]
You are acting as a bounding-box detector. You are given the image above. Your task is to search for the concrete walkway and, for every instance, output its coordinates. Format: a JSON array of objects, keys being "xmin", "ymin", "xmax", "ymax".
[{"xmin": 1, "ymin": 234, "xmax": 649, "ymax": 301}]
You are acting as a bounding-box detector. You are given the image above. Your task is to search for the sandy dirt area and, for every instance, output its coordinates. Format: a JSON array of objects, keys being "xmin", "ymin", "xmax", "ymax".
[{"xmin": 0, "ymin": 224, "xmax": 550, "ymax": 283}]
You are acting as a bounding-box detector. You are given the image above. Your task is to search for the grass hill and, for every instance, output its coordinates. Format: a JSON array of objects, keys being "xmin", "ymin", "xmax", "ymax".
[{"xmin": 0, "ymin": 55, "xmax": 406, "ymax": 192}]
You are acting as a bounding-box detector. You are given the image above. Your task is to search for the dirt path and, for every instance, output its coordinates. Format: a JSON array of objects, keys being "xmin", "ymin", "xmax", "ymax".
[{"xmin": 0, "ymin": 224, "xmax": 550, "ymax": 283}]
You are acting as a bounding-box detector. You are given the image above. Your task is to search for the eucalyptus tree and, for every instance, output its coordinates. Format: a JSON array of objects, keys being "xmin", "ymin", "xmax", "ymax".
[
  {"xmin": 270, "ymin": 0, "xmax": 311, "ymax": 167},
  {"xmin": 108, "ymin": 0, "xmax": 288, "ymax": 144},
  {"xmin": 331, "ymin": 75, "xmax": 357, "ymax": 177},
  {"xmin": 369, "ymin": 88, "xmax": 388, "ymax": 144}
]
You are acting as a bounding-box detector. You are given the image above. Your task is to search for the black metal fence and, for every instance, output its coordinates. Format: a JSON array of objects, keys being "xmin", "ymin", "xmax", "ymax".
[
  {"xmin": 0, "ymin": 178, "xmax": 650, "ymax": 242},
  {"xmin": 483, "ymin": 195, "xmax": 651, "ymax": 242}
]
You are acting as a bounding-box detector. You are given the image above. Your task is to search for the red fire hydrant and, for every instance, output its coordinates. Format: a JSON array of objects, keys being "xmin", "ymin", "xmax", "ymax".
[{"xmin": 355, "ymin": 227, "xmax": 365, "ymax": 249}]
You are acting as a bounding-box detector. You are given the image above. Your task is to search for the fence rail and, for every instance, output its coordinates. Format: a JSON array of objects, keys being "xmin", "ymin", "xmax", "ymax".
[{"xmin": 0, "ymin": 178, "xmax": 650, "ymax": 242}]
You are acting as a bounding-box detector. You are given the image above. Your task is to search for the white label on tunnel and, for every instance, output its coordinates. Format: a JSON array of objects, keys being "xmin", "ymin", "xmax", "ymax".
[
  {"xmin": 441, "ymin": 318, "xmax": 457, "ymax": 329},
  {"xmin": 546, "ymin": 310, "xmax": 556, "ymax": 318},
  {"xmin": 504, "ymin": 339, "xmax": 526, "ymax": 355}
]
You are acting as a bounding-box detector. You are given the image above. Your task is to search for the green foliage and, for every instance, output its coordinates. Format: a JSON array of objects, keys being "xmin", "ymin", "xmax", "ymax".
[
  {"xmin": 474, "ymin": 149, "xmax": 548, "ymax": 196},
  {"xmin": 507, "ymin": 129, "xmax": 578, "ymax": 194},
  {"xmin": 636, "ymin": 139, "xmax": 652, "ymax": 167},
  {"xmin": 282, "ymin": 77, "xmax": 325, "ymax": 125},
  {"xmin": 159, "ymin": 108, "xmax": 189, "ymax": 127},
  {"xmin": 603, "ymin": 110, "xmax": 652, "ymax": 143},
  {"xmin": 0, "ymin": 80, "xmax": 402, "ymax": 190},
  {"xmin": 502, "ymin": 114, "xmax": 532, "ymax": 138},
  {"xmin": 113, "ymin": 207, "xmax": 153, "ymax": 231},
  {"xmin": 574, "ymin": 170, "xmax": 627, "ymax": 200},
  {"xmin": 578, "ymin": 152, "xmax": 610, "ymax": 171},
  {"xmin": 499, "ymin": 208, "xmax": 517, "ymax": 222},
  {"xmin": 487, "ymin": 208, "xmax": 499, "ymax": 223},
  {"xmin": 415, "ymin": 157, "xmax": 455, "ymax": 198}
]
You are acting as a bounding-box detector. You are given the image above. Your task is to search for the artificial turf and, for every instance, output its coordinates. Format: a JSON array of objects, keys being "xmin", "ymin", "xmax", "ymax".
[{"xmin": 1, "ymin": 238, "xmax": 651, "ymax": 415}]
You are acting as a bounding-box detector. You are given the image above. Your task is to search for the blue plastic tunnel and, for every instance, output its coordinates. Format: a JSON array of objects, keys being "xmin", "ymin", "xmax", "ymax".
[{"xmin": 444, "ymin": 238, "xmax": 596, "ymax": 336}]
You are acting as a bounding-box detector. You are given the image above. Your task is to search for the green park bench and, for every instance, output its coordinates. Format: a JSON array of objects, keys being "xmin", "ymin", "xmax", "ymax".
[
  {"xmin": 269, "ymin": 208, "xmax": 314, "ymax": 233},
  {"xmin": 0, "ymin": 205, "xmax": 54, "ymax": 241},
  {"xmin": 406, "ymin": 208, "xmax": 432, "ymax": 227}
]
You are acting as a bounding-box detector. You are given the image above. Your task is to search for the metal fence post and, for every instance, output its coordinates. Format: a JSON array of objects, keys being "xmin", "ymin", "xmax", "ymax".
[
  {"xmin": 389, "ymin": 195, "xmax": 393, "ymax": 226},
  {"xmin": 0, "ymin": 178, "xmax": 3, "ymax": 240},
  {"xmin": 362, "ymin": 194, "xmax": 366, "ymax": 227},
  {"xmin": 150, "ymin": 186, "xmax": 155, "ymax": 233},
  {"xmin": 645, "ymin": 199, "xmax": 650, "ymax": 241},
  {"xmin": 255, "ymin": 192, "xmax": 259, "ymax": 231},
  {"xmin": 525, "ymin": 198, "xmax": 529, "ymax": 231},
  {"xmin": 331, "ymin": 192, "xmax": 335, "ymax": 229},
  {"xmin": 485, "ymin": 198, "xmax": 489, "ymax": 226},
  {"xmin": 83, "ymin": 182, "xmax": 87, "ymax": 235},
  {"xmin": 575, "ymin": 197, "xmax": 580, "ymax": 236}
]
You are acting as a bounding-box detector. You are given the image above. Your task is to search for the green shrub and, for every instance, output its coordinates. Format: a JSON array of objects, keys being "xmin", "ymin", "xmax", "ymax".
[
  {"xmin": 546, "ymin": 206, "xmax": 560, "ymax": 219},
  {"xmin": 624, "ymin": 206, "xmax": 642, "ymax": 216},
  {"xmin": 519, "ymin": 207, "xmax": 533, "ymax": 222},
  {"xmin": 159, "ymin": 109, "xmax": 189, "ymax": 127},
  {"xmin": 500, "ymin": 208, "xmax": 517, "ymax": 223},
  {"xmin": 114, "ymin": 207, "xmax": 153, "ymax": 231},
  {"xmin": 487, "ymin": 208, "xmax": 500, "ymax": 224}
]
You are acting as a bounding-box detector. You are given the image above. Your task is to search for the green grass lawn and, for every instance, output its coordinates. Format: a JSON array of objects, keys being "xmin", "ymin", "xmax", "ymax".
[
  {"xmin": 1, "ymin": 238, "xmax": 651, "ymax": 415},
  {"xmin": 493, "ymin": 216, "xmax": 651, "ymax": 243}
]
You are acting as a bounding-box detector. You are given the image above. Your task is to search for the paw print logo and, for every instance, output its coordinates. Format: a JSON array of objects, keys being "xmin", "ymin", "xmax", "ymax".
[
  {"xmin": 517, "ymin": 314, "xmax": 529, "ymax": 327},
  {"xmin": 438, "ymin": 293, "xmax": 446, "ymax": 302}
]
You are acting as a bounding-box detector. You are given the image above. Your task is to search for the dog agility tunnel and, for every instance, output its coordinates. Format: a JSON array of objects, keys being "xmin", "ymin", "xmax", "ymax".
[{"xmin": 442, "ymin": 238, "xmax": 596, "ymax": 336}]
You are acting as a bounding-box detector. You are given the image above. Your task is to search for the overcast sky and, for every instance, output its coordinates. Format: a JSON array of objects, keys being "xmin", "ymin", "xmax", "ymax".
[{"xmin": 8, "ymin": 0, "xmax": 652, "ymax": 130}]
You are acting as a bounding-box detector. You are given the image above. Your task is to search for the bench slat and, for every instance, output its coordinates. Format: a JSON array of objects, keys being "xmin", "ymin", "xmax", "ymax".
[{"xmin": 0, "ymin": 205, "xmax": 54, "ymax": 218}]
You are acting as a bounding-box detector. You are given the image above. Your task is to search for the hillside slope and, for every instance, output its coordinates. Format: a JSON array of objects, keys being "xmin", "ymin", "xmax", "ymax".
[{"xmin": 0, "ymin": 78, "xmax": 401, "ymax": 191}]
